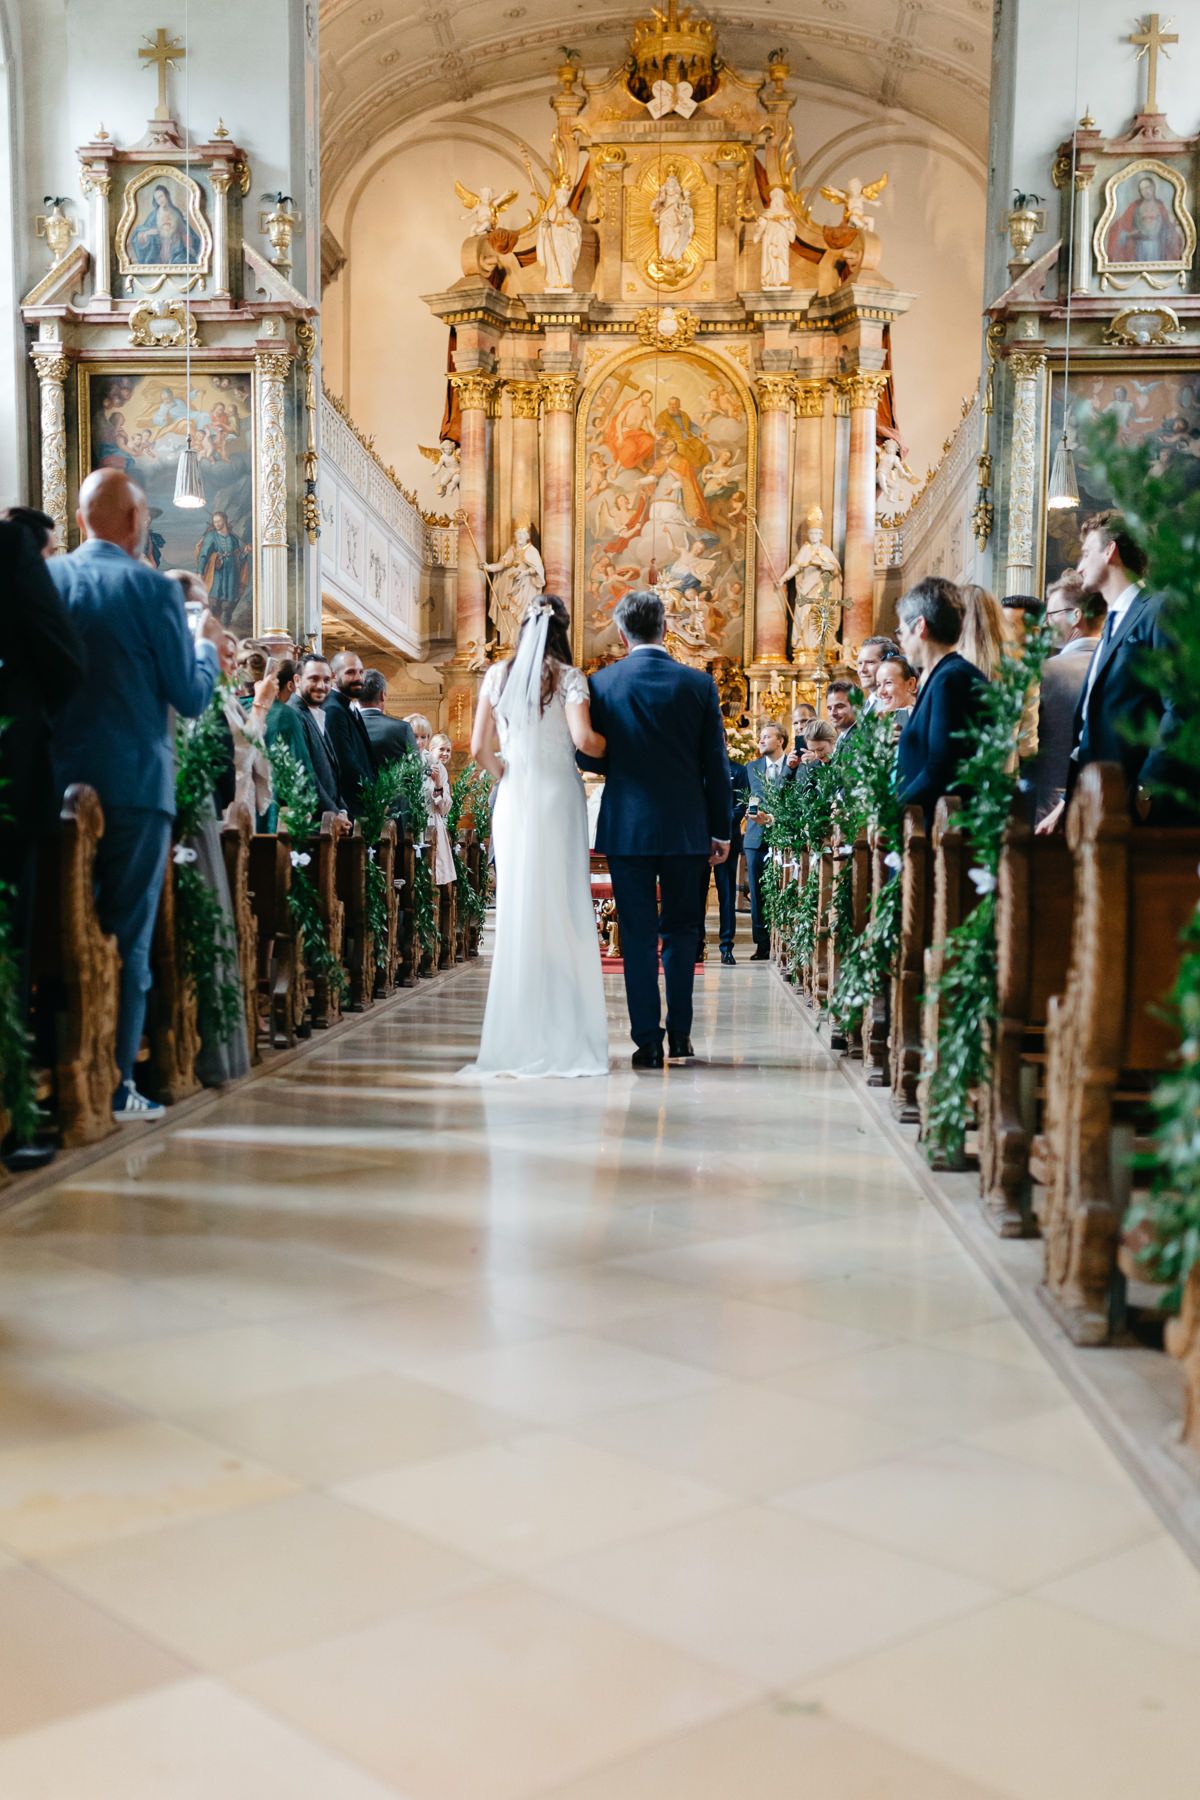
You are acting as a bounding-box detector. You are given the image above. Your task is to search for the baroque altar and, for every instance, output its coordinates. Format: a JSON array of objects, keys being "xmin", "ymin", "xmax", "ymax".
[{"xmin": 423, "ymin": 2, "xmax": 913, "ymax": 742}]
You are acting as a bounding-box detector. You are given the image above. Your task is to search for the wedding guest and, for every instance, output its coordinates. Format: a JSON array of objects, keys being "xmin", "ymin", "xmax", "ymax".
[
  {"xmin": 1028, "ymin": 572, "xmax": 1105, "ymax": 823},
  {"xmin": 50, "ymin": 469, "xmax": 221, "ymax": 1120},
  {"xmin": 787, "ymin": 701, "xmax": 818, "ymax": 769},
  {"xmin": 430, "ymin": 732, "xmax": 453, "ymax": 768},
  {"xmin": 407, "ymin": 713, "xmax": 456, "ymax": 885},
  {"xmin": 744, "ymin": 720, "xmax": 792, "ymax": 961},
  {"xmin": 895, "ymin": 576, "xmax": 985, "ymax": 824},
  {"xmin": 0, "ymin": 505, "xmax": 57, "ymax": 557},
  {"xmin": 288, "ymin": 654, "xmax": 347, "ymax": 819},
  {"xmin": 359, "ymin": 670, "xmax": 416, "ymax": 772},
  {"xmin": 323, "ymin": 650, "xmax": 375, "ymax": 820},
  {"xmin": 957, "ymin": 583, "xmax": 1005, "ymax": 679},
  {"xmin": 217, "ymin": 624, "xmax": 274, "ymax": 818},
  {"xmin": 826, "ymin": 679, "xmax": 859, "ymax": 755},
  {"xmin": 875, "ymin": 653, "xmax": 919, "ymax": 726},
  {"xmin": 800, "ymin": 718, "xmax": 837, "ymax": 763},
  {"xmin": 712, "ymin": 761, "xmax": 749, "ymax": 965},
  {"xmin": 855, "ymin": 636, "xmax": 900, "ymax": 712}
]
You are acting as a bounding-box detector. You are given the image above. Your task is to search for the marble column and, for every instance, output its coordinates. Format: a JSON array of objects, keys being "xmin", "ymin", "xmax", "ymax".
[
  {"xmin": 210, "ymin": 165, "xmax": 233, "ymax": 300},
  {"xmin": 31, "ymin": 346, "xmax": 71, "ymax": 550},
  {"xmin": 1072, "ymin": 171, "xmax": 1094, "ymax": 295},
  {"xmin": 449, "ymin": 372, "xmax": 496, "ymax": 660},
  {"xmin": 507, "ymin": 379, "xmax": 541, "ymax": 536},
  {"xmin": 255, "ymin": 349, "xmax": 294, "ymax": 632},
  {"xmin": 792, "ymin": 378, "xmax": 826, "ymax": 530},
  {"xmin": 753, "ymin": 373, "xmax": 794, "ymax": 665},
  {"xmin": 80, "ymin": 167, "xmax": 113, "ymax": 302},
  {"xmin": 842, "ymin": 371, "xmax": 888, "ymax": 647},
  {"xmin": 539, "ymin": 373, "xmax": 576, "ymax": 602},
  {"xmin": 1004, "ymin": 350, "xmax": 1047, "ymax": 598}
]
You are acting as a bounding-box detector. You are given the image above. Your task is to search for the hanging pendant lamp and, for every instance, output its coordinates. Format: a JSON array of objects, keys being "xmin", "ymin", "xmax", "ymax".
[
  {"xmin": 1047, "ymin": 431, "xmax": 1078, "ymax": 510},
  {"xmin": 174, "ymin": 432, "xmax": 204, "ymax": 507}
]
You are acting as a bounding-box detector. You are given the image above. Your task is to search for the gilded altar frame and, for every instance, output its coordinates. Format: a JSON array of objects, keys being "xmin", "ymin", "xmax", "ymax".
[
  {"xmin": 76, "ymin": 358, "xmax": 261, "ymax": 630},
  {"xmin": 1092, "ymin": 158, "xmax": 1196, "ymax": 291},
  {"xmin": 114, "ymin": 164, "xmax": 214, "ymax": 286},
  {"xmin": 573, "ymin": 341, "xmax": 758, "ymax": 668}
]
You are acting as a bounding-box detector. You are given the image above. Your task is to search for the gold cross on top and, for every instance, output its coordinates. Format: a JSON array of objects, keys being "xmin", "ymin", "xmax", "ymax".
[
  {"xmin": 1126, "ymin": 13, "xmax": 1178, "ymax": 116},
  {"xmin": 139, "ymin": 28, "xmax": 185, "ymax": 121}
]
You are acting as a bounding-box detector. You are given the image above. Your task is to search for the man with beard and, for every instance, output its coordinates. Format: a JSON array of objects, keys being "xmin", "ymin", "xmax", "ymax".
[{"xmin": 322, "ymin": 650, "xmax": 375, "ymax": 820}]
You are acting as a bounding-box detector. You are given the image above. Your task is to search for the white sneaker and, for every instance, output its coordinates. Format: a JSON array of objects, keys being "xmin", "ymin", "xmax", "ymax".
[{"xmin": 112, "ymin": 1081, "xmax": 165, "ymax": 1123}]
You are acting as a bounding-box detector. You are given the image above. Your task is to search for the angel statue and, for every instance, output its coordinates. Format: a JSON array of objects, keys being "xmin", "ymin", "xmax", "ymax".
[
  {"xmin": 819, "ymin": 173, "xmax": 888, "ymax": 232},
  {"xmin": 752, "ymin": 187, "xmax": 796, "ymax": 290},
  {"xmin": 780, "ymin": 507, "xmax": 845, "ymax": 658},
  {"xmin": 455, "ymin": 181, "xmax": 518, "ymax": 238},
  {"xmin": 876, "ymin": 438, "xmax": 916, "ymax": 517},
  {"xmin": 481, "ymin": 525, "xmax": 546, "ymax": 651},
  {"xmin": 419, "ymin": 438, "xmax": 461, "ymax": 507},
  {"xmin": 536, "ymin": 183, "xmax": 582, "ymax": 292},
  {"xmin": 651, "ymin": 173, "xmax": 694, "ymax": 264}
]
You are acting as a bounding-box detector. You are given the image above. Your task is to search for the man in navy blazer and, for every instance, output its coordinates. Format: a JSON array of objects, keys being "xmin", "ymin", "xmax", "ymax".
[
  {"xmin": 742, "ymin": 721, "xmax": 793, "ymax": 960},
  {"xmin": 586, "ymin": 591, "xmax": 731, "ymax": 1067},
  {"xmin": 895, "ymin": 576, "xmax": 987, "ymax": 823},
  {"xmin": 49, "ymin": 469, "xmax": 222, "ymax": 1120}
]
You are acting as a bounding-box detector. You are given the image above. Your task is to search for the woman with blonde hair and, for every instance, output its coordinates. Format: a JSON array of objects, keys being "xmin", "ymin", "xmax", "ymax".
[
  {"xmin": 406, "ymin": 713, "xmax": 456, "ymax": 886},
  {"xmin": 957, "ymin": 583, "xmax": 1004, "ymax": 680}
]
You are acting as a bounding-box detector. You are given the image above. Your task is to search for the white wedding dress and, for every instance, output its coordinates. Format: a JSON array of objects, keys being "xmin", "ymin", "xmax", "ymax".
[{"xmin": 467, "ymin": 652, "xmax": 609, "ymax": 1078}]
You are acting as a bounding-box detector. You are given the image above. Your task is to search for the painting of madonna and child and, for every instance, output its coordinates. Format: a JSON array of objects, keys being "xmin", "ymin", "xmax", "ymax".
[
  {"xmin": 87, "ymin": 370, "xmax": 255, "ymax": 633},
  {"xmin": 580, "ymin": 351, "xmax": 753, "ymax": 668}
]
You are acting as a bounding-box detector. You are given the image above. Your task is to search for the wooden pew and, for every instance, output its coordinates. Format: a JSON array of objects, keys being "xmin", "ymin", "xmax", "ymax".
[
  {"xmin": 862, "ymin": 831, "xmax": 892, "ymax": 1087},
  {"xmin": 977, "ymin": 804, "xmax": 1074, "ymax": 1237},
  {"xmin": 438, "ymin": 877, "xmax": 457, "ymax": 970},
  {"xmin": 373, "ymin": 820, "xmax": 399, "ymax": 999},
  {"xmin": 249, "ymin": 825, "xmax": 302, "ymax": 1048},
  {"xmin": 220, "ymin": 803, "xmax": 261, "ymax": 1066},
  {"xmin": 337, "ymin": 826, "xmax": 374, "ymax": 1013},
  {"xmin": 461, "ymin": 835, "xmax": 483, "ymax": 959},
  {"xmin": 1037, "ymin": 764, "xmax": 1200, "ymax": 1345},
  {"xmin": 145, "ymin": 835, "xmax": 201, "ymax": 1106},
  {"xmin": 918, "ymin": 796, "xmax": 980, "ymax": 1155},
  {"xmin": 811, "ymin": 845, "xmax": 832, "ymax": 1008},
  {"xmin": 889, "ymin": 805, "xmax": 930, "ymax": 1122},
  {"xmin": 827, "ymin": 827, "xmax": 870, "ymax": 1056},
  {"xmin": 397, "ymin": 829, "xmax": 418, "ymax": 986},
  {"xmin": 305, "ymin": 813, "xmax": 346, "ymax": 1029},
  {"xmin": 31, "ymin": 785, "xmax": 120, "ymax": 1147}
]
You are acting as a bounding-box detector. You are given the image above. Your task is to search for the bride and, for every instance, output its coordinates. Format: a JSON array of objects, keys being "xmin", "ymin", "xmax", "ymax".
[{"xmin": 466, "ymin": 594, "xmax": 610, "ymax": 1077}]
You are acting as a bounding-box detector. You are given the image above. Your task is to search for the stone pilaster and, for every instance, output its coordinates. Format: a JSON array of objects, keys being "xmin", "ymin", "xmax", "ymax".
[
  {"xmin": 539, "ymin": 373, "xmax": 577, "ymax": 602},
  {"xmin": 31, "ymin": 347, "xmax": 71, "ymax": 549},
  {"xmin": 255, "ymin": 348, "xmax": 294, "ymax": 632},
  {"xmin": 752, "ymin": 373, "xmax": 794, "ymax": 665},
  {"xmin": 842, "ymin": 370, "xmax": 888, "ymax": 647},
  {"xmin": 1004, "ymin": 350, "xmax": 1047, "ymax": 598},
  {"xmin": 449, "ymin": 370, "xmax": 497, "ymax": 662}
]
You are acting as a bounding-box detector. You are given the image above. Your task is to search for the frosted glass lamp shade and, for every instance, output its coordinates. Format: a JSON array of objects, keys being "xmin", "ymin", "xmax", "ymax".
[
  {"xmin": 1046, "ymin": 432, "xmax": 1079, "ymax": 510},
  {"xmin": 173, "ymin": 437, "xmax": 205, "ymax": 509}
]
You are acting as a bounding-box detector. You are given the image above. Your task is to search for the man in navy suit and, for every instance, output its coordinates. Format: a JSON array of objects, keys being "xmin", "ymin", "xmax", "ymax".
[
  {"xmin": 742, "ymin": 721, "xmax": 793, "ymax": 960},
  {"xmin": 1038, "ymin": 510, "xmax": 1188, "ymax": 833},
  {"xmin": 49, "ymin": 469, "xmax": 222, "ymax": 1120},
  {"xmin": 587, "ymin": 591, "xmax": 732, "ymax": 1068},
  {"xmin": 895, "ymin": 576, "xmax": 987, "ymax": 823}
]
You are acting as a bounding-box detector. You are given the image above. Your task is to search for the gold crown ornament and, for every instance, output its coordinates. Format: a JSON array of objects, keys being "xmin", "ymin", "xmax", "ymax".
[{"xmin": 627, "ymin": 1, "xmax": 719, "ymax": 103}]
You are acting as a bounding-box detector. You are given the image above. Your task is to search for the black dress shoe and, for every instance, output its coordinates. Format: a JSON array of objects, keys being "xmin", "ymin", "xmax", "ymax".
[
  {"xmin": 750, "ymin": 946, "xmax": 771, "ymax": 962},
  {"xmin": 667, "ymin": 1034, "xmax": 694, "ymax": 1060},
  {"xmin": 720, "ymin": 948, "xmax": 736, "ymax": 966},
  {"xmin": 631, "ymin": 1045, "xmax": 665, "ymax": 1070},
  {"xmin": 1, "ymin": 1142, "xmax": 57, "ymax": 1174}
]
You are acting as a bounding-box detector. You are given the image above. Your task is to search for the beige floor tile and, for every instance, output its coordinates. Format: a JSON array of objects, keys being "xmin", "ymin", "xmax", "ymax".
[
  {"xmin": 235, "ymin": 1580, "xmax": 754, "ymax": 1800},
  {"xmin": 963, "ymin": 1404, "xmax": 1134, "ymax": 1487},
  {"xmin": 773, "ymin": 1441, "xmax": 1160, "ymax": 1588},
  {"xmin": 475, "ymin": 1265, "xmax": 698, "ymax": 1331},
  {"xmin": 535, "ymin": 1504, "xmax": 997, "ymax": 1686},
  {"xmin": 772, "ymin": 1339, "xmax": 1067, "ymax": 1437},
  {"xmin": 49, "ymin": 1489, "xmax": 486, "ymax": 1671},
  {"xmin": 915, "ymin": 1315, "xmax": 1058, "ymax": 1373},
  {"xmin": 1033, "ymin": 1533, "xmax": 1200, "ymax": 1653},
  {"xmin": 339, "ymin": 1431, "xmax": 729, "ymax": 1571},
  {"xmin": 576, "ymin": 1379, "xmax": 932, "ymax": 1497},
  {"xmin": 182, "ymin": 1369, "xmax": 520, "ymax": 1484},
  {"xmin": 596, "ymin": 1293, "xmax": 886, "ymax": 1378},
  {"xmin": 0, "ymin": 1420, "xmax": 295, "ymax": 1559},
  {"xmin": 420, "ymin": 1331, "xmax": 716, "ymax": 1425},
  {"xmin": 539, "ymin": 1700, "xmax": 1006, "ymax": 1799},
  {"xmin": 0, "ymin": 1362, "xmax": 140, "ymax": 1453},
  {"xmin": 272, "ymin": 1288, "xmax": 548, "ymax": 1374},
  {"xmin": 0, "ymin": 1676, "xmax": 401, "ymax": 1798},
  {"xmin": 798, "ymin": 1596, "xmax": 1200, "ymax": 1800},
  {"xmin": 0, "ymin": 1566, "xmax": 189, "ymax": 1738},
  {"xmin": 0, "ymin": 1274, "xmax": 229, "ymax": 1356},
  {"xmin": 759, "ymin": 1268, "xmax": 1012, "ymax": 1334}
]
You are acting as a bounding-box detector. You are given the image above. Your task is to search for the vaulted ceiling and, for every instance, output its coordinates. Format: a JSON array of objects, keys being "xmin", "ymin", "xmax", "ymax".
[{"xmin": 319, "ymin": 0, "xmax": 991, "ymax": 200}]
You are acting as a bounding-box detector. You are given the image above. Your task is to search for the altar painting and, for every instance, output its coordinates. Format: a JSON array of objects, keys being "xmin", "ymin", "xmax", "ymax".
[
  {"xmin": 1044, "ymin": 365, "xmax": 1200, "ymax": 584},
  {"xmin": 81, "ymin": 367, "xmax": 255, "ymax": 633},
  {"xmin": 578, "ymin": 351, "xmax": 752, "ymax": 667}
]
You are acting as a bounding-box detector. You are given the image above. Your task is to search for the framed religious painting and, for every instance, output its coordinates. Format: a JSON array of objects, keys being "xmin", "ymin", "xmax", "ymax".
[
  {"xmin": 76, "ymin": 362, "xmax": 258, "ymax": 634},
  {"xmin": 114, "ymin": 165, "xmax": 213, "ymax": 288},
  {"xmin": 574, "ymin": 346, "xmax": 756, "ymax": 670},
  {"xmin": 1041, "ymin": 359, "xmax": 1200, "ymax": 586},
  {"xmin": 1092, "ymin": 159, "xmax": 1195, "ymax": 291}
]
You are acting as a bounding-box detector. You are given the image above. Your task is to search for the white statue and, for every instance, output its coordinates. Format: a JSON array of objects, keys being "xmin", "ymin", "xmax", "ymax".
[
  {"xmin": 537, "ymin": 183, "xmax": 582, "ymax": 292},
  {"xmin": 651, "ymin": 173, "xmax": 694, "ymax": 264},
  {"xmin": 752, "ymin": 187, "xmax": 796, "ymax": 290},
  {"xmin": 876, "ymin": 439, "xmax": 916, "ymax": 516},
  {"xmin": 481, "ymin": 525, "xmax": 546, "ymax": 650},
  {"xmin": 818, "ymin": 173, "xmax": 888, "ymax": 232},
  {"xmin": 454, "ymin": 181, "xmax": 518, "ymax": 238},
  {"xmin": 780, "ymin": 507, "xmax": 845, "ymax": 657},
  {"xmin": 418, "ymin": 438, "xmax": 461, "ymax": 507}
]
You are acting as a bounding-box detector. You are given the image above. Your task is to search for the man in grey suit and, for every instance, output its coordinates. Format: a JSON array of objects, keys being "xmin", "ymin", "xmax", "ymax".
[
  {"xmin": 358, "ymin": 669, "xmax": 417, "ymax": 772},
  {"xmin": 49, "ymin": 469, "xmax": 222, "ymax": 1120},
  {"xmin": 1030, "ymin": 571, "xmax": 1105, "ymax": 822},
  {"xmin": 743, "ymin": 720, "xmax": 793, "ymax": 961}
]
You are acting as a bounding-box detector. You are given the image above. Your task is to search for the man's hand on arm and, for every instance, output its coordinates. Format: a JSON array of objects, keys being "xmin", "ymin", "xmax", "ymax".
[{"xmin": 709, "ymin": 839, "xmax": 730, "ymax": 866}]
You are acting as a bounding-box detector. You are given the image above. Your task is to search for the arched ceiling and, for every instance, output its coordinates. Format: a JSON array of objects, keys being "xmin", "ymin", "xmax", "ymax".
[{"xmin": 319, "ymin": 0, "xmax": 991, "ymax": 201}]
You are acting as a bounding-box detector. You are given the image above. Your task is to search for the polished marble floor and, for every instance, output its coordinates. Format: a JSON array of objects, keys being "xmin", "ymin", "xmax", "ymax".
[{"xmin": 1, "ymin": 955, "xmax": 1199, "ymax": 1797}]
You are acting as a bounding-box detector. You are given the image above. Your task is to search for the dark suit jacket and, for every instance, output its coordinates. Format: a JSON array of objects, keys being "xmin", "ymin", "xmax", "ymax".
[
  {"xmin": 742, "ymin": 754, "xmax": 793, "ymax": 851},
  {"xmin": 322, "ymin": 688, "xmax": 375, "ymax": 818},
  {"xmin": 0, "ymin": 522, "xmax": 87, "ymax": 837},
  {"xmin": 288, "ymin": 693, "xmax": 344, "ymax": 817},
  {"xmin": 896, "ymin": 651, "xmax": 987, "ymax": 823},
  {"xmin": 586, "ymin": 647, "xmax": 731, "ymax": 856},
  {"xmin": 1069, "ymin": 591, "xmax": 1185, "ymax": 813},
  {"xmin": 360, "ymin": 708, "xmax": 417, "ymax": 772}
]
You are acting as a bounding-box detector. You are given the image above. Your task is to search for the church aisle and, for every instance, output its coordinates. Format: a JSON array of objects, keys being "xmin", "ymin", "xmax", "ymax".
[{"xmin": 0, "ymin": 963, "xmax": 1198, "ymax": 1798}]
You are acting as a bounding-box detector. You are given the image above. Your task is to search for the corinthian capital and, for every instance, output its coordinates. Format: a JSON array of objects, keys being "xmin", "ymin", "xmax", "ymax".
[
  {"xmin": 843, "ymin": 371, "xmax": 889, "ymax": 410},
  {"xmin": 1006, "ymin": 350, "xmax": 1047, "ymax": 382},
  {"xmin": 31, "ymin": 347, "xmax": 71, "ymax": 385},
  {"xmin": 506, "ymin": 380, "xmax": 542, "ymax": 421},
  {"xmin": 792, "ymin": 380, "xmax": 827, "ymax": 419},
  {"xmin": 451, "ymin": 371, "xmax": 498, "ymax": 412},
  {"xmin": 538, "ymin": 373, "xmax": 577, "ymax": 413},
  {"xmin": 755, "ymin": 373, "xmax": 794, "ymax": 413}
]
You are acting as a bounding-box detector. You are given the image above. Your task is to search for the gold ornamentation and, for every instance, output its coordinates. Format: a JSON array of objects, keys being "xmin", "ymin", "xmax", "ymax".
[
  {"xmin": 1005, "ymin": 350, "xmax": 1047, "ymax": 381},
  {"xmin": 256, "ymin": 350, "xmax": 294, "ymax": 383},
  {"xmin": 628, "ymin": 1, "xmax": 717, "ymax": 104},
  {"xmin": 115, "ymin": 164, "xmax": 212, "ymax": 282},
  {"xmin": 707, "ymin": 143, "xmax": 756, "ymax": 227},
  {"xmin": 1051, "ymin": 149, "xmax": 1073, "ymax": 191},
  {"xmin": 139, "ymin": 27, "xmax": 185, "ymax": 121},
  {"xmin": 1102, "ymin": 302, "xmax": 1182, "ymax": 345},
  {"xmin": 622, "ymin": 152, "xmax": 716, "ymax": 292},
  {"xmin": 31, "ymin": 348, "xmax": 70, "ymax": 548},
  {"xmin": 635, "ymin": 304, "xmax": 699, "ymax": 350},
  {"xmin": 210, "ymin": 165, "xmax": 233, "ymax": 196},
  {"xmin": 1005, "ymin": 204, "xmax": 1045, "ymax": 263},
  {"xmin": 235, "ymin": 159, "xmax": 251, "ymax": 198},
  {"xmin": 35, "ymin": 201, "xmax": 77, "ymax": 267},
  {"xmin": 323, "ymin": 382, "xmax": 378, "ymax": 454},
  {"xmin": 1006, "ymin": 351, "xmax": 1045, "ymax": 573},
  {"xmin": 256, "ymin": 351, "xmax": 290, "ymax": 559},
  {"xmin": 450, "ymin": 371, "xmax": 497, "ymax": 412},
  {"xmin": 260, "ymin": 196, "xmax": 300, "ymax": 273},
  {"xmin": 1126, "ymin": 12, "xmax": 1178, "ymax": 116},
  {"xmin": 213, "ymin": 118, "xmax": 231, "ymax": 139},
  {"xmin": 79, "ymin": 169, "xmax": 113, "ymax": 200},
  {"xmin": 755, "ymin": 373, "xmax": 794, "ymax": 412},
  {"xmin": 1092, "ymin": 156, "xmax": 1195, "ymax": 289},
  {"xmin": 793, "ymin": 380, "xmax": 826, "ymax": 419},
  {"xmin": 843, "ymin": 371, "xmax": 889, "ymax": 409},
  {"xmin": 127, "ymin": 297, "xmax": 200, "ymax": 347},
  {"xmin": 296, "ymin": 320, "xmax": 321, "ymax": 545},
  {"xmin": 539, "ymin": 373, "xmax": 577, "ymax": 412},
  {"xmin": 507, "ymin": 379, "xmax": 542, "ymax": 420},
  {"xmin": 819, "ymin": 174, "xmax": 888, "ymax": 231}
]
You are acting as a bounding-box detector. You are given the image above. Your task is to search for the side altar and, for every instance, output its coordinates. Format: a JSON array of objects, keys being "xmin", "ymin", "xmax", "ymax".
[{"xmin": 422, "ymin": 2, "xmax": 913, "ymax": 743}]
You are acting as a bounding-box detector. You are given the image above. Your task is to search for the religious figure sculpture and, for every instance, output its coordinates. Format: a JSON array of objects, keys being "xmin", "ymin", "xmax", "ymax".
[
  {"xmin": 419, "ymin": 438, "xmax": 461, "ymax": 506},
  {"xmin": 454, "ymin": 181, "xmax": 518, "ymax": 238},
  {"xmin": 819, "ymin": 173, "xmax": 888, "ymax": 232},
  {"xmin": 876, "ymin": 439, "xmax": 917, "ymax": 516},
  {"xmin": 752, "ymin": 187, "xmax": 796, "ymax": 289},
  {"xmin": 481, "ymin": 525, "xmax": 546, "ymax": 650},
  {"xmin": 537, "ymin": 183, "xmax": 583, "ymax": 291},
  {"xmin": 780, "ymin": 508, "xmax": 845, "ymax": 657},
  {"xmin": 651, "ymin": 173, "xmax": 694, "ymax": 264}
]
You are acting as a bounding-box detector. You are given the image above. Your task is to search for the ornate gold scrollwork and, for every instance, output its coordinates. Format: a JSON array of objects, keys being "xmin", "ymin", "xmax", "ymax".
[
  {"xmin": 755, "ymin": 373, "xmax": 794, "ymax": 412},
  {"xmin": 538, "ymin": 373, "xmax": 577, "ymax": 412},
  {"xmin": 792, "ymin": 379, "xmax": 826, "ymax": 419},
  {"xmin": 843, "ymin": 371, "xmax": 889, "ymax": 410},
  {"xmin": 506, "ymin": 379, "xmax": 542, "ymax": 420},
  {"xmin": 127, "ymin": 298, "xmax": 201, "ymax": 348},
  {"xmin": 450, "ymin": 371, "xmax": 498, "ymax": 412},
  {"xmin": 635, "ymin": 305, "xmax": 699, "ymax": 351}
]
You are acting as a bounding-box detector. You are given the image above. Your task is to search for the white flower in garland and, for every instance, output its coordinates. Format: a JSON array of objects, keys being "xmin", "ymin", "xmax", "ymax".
[
  {"xmin": 968, "ymin": 866, "xmax": 998, "ymax": 896},
  {"xmin": 290, "ymin": 850, "xmax": 311, "ymax": 869},
  {"xmin": 368, "ymin": 847, "xmax": 377, "ymax": 862},
  {"xmin": 836, "ymin": 845, "xmax": 853, "ymax": 859},
  {"xmin": 172, "ymin": 845, "xmax": 198, "ymax": 865},
  {"xmin": 884, "ymin": 851, "xmax": 903, "ymax": 873}
]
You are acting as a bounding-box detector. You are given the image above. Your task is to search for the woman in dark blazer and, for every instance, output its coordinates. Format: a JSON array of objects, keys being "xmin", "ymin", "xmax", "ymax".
[{"xmin": 894, "ymin": 576, "xmax": 987, "ymax": 823}]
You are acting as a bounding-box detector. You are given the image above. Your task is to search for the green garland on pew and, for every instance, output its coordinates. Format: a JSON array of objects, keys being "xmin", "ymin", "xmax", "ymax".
[
  {"xmin": 265, "ymin": 740, "xmax": 347, "ymax": 1001},
  {"xmin": 922, "ymin": 622, "xmax": 1051, "ymax": 1167},
  {"xmin": 394, "ymin": 750, "xmax": 440, "ymax": 962},
  {"xmin": 763, "ymin": 762, "xmax": 833, "ymax": 975},
  {"xmin": 0, "ymin": 733, "xmax": 40, "ymax": 1145},
  {"xmin": 1084, "ymin": 418, "xmax": 1200, "ymax": 1307},
  {"xmin": 174, "ymin": 690, "xmax": 246, "ymax": 1049},
  {"xmin": 446, "ymin": 763, "xmax": 493, "ymax": 930},
  {"xmin": 827, "ymin": 708, "xmax": 904, "ymax": 1037},
  {"xmin": 357, "ymin": 762, "xmax": 408, "ymax": 976}
]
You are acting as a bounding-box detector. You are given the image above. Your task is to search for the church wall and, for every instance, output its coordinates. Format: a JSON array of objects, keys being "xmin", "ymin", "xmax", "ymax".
[{"xmin": 0, "ymin": 0, "xmax": 26, "ymax": 501}]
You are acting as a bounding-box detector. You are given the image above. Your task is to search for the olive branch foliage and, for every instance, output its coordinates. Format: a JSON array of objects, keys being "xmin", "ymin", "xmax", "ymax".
[
  {"xmin": 174, "ymin": 689, "xmax": 247, "ymax": 1050},
  {"xmin": 265, "ymin": 739, "xmax": 348, "ymax": 1001},
  {"xmin": 0, "ymin": 721, "xmax": 40, "ymax": 1144}
]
